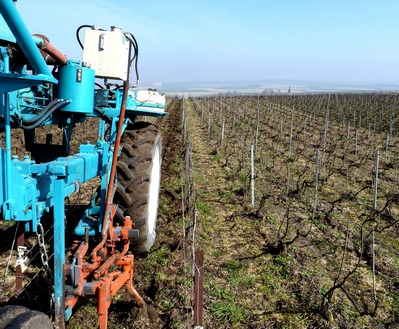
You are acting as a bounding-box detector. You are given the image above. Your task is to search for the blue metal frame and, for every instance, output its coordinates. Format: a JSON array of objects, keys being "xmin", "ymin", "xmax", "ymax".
[
  {"xmin": 0, "ymin": 0, "xmax": 166, "ymax": 326},
  {"xmin": 0, "ymin": 1, "xmax": 56, "ymax": 90}
]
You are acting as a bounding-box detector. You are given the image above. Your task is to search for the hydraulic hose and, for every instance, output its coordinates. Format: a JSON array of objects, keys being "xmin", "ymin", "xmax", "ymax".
[
  {"xmin": 22, "ymin": 99, "xmax": 60, "ymax": 124},
  {"xmin": 76, "ymin": 25, "xmax": 94, "ymax": 49},
  {"xmin": 125, "ymin": 32, "xmax": 139, "ymax": 85},
  {"xmin": 21, "ymin": 99, "xmax": 70, "ymax": 130}
]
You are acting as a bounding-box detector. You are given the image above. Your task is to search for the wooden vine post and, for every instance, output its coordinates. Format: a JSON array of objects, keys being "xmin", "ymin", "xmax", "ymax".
[
  {"xmin": 194, "ymin": 250, "xmax": 204, "ymax": 328},
  {"xmin": 15, "ymin": 223, "xmax": 25, "ymax": 293}
]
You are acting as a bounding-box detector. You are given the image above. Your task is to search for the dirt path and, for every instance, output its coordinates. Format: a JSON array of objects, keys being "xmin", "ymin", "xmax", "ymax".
[
  {"xmin": 184, "ymin": 99, "xmax": 270, "ymax": 328},
  {"xmin": 185, "ymin": 100, "xmax": 243, "ymax": 253}
]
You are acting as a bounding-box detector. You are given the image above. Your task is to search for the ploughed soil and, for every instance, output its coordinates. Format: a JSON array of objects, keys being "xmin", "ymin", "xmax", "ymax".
[{"xmin": 0, "ymin": 98, "xmax": 190, "ymax": 328}]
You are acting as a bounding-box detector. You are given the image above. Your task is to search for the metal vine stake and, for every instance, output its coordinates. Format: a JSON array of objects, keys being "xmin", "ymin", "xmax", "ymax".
[{"xmin": 312, "ymin": 149, "xmax": 320, "ymax": 222}]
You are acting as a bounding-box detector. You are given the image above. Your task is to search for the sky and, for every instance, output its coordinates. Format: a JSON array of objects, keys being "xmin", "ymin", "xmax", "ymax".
[{"xmin": 13, "ymin": 0, "xmax": 399, "ymax": 85}]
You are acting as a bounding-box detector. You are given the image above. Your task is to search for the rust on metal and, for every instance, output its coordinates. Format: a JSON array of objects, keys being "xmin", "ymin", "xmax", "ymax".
[
  {"xmin": 62, "ymin": 81, "xmax": 146, "ymax": 329},
  {"xmin": 64, "ymin": 211, "xmax": 145, "ymax": 329},
  {"xmin": 194, "ymin": 250, "xmax": 204, "ymax": 327},
  {"xmin": 15, "ymin": 223, "xmax": 25, "ymax": 293},
  {"xmin": 33, "ymin": 34, "xmax": 67, "ymax": 65},
  {"xmin": 101, "ymin": 80, "xmax": 130, "ymax": 237}
]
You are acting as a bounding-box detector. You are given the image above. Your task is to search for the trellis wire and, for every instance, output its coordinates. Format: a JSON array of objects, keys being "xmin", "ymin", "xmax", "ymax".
[
  {"xmin": 251, "ymin": 144, "xmax": 255, "ymax": 207},
  {"xmin": 322, "ymin": 95, "xmax": 331, "ymax": 165},
  {"xmin": 372, "ymin": 229, "xmax": 377, "ymax": 301},
  {"xmin": 289, "ymin": 113, "xmax": 293, "ymax": 157},
  {"xmin": 255, "ymin": 106, "xmax": 260, "ymax": 151},
  {"xmin": 312, "ymin": 149, "xmax": 320, "ymax": 221},
  {"xmin": 355, "ymin": 129, "xmax": 358, "ymax": 160},
  {"xmin": 207, "ymin": 110, "xmax": 211, "ymax": 136},
  {"xmin": 2, "ymin": 221, "xmax": 56, "ymax": 299},
  {"xmin": 181, "ymin": 98, "xmax": 194, "ymax": 328},
  {"xmin": 221, "ymin": 119, "xmax": 225, "ymax": 149},
  {"xmin": 2, "ymin": 221, "xmax": 19, "ymax": 294},
  {"xmin": 373, "ymin": 150, "xmax": 379, "ymax": 210},
  {"xmin": 385, "ymin": 133, "xmax": 389, "ymax": 160},
  {"xmin": 194, "ymin": 250, "xmax": 204, "ymax": 329},
  {"xmin": 368, "ymin": 123, "xmax": 371, "ymax": 144}
]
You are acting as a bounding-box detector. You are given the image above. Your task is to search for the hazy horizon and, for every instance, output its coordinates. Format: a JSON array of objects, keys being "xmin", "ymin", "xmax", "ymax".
[
  {"xmin": 151, "ymin": 79, "xmax": 399, "ymax": 95},
  {"xmin": 15, "ymin": 1, "xmax": 399, "ymax": 86}
]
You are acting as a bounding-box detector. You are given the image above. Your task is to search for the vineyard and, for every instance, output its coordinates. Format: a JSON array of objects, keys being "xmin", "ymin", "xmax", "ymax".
[
  {"xmin": 186, "ymin": 93, "xmax": 399, "ymax": 328},
  {"xmin": 152, "ymin": 94, "xmax": 399, "ymax": 328},
  {"xmin": 2, "ymin": 93, "xmax": 399, "ymax": 328}
]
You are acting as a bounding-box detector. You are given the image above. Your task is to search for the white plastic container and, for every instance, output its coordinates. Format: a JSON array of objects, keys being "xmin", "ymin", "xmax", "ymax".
[
  {"xmin": 83, "ymin": 26, "xmax": 130, "ymax": 81},
  {"xmin": 136, "ymin": 90, "xmax": 166, "ymax": 108}
]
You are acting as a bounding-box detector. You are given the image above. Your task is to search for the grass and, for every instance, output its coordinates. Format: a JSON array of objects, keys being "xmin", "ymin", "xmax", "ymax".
[
  {"xmin": 210, "ymin": 300, "xmax": 247, "ymax": 326},
  {"xmin": 195, "ymin": 199, "xmax": 212, "ymax": 216},
  {"xmin": 147, "ymin": 245, "xmax": 170, "ymax": 266},
  {"xmin": 0, "ymin": 220, "xmax": 15, "ymax": 229}
]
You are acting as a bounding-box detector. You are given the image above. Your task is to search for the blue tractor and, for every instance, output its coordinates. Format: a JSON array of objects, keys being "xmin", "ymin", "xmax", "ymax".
[{"xmin": 0, "ymin": 1, "xmax": 166, "ymax": 328}]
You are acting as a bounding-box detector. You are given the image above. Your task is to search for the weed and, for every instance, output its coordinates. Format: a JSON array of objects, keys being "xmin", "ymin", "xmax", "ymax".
[
  {"xmin": 158, "ymin": 200, "xmax": 173, "ymax": 217},
  {"xmin": 274, "ymin": 254, "xmax": 297, "ymax": 278},
  {"xmin": 332, "ymin": 213, "xmax": 343, "ymax": 222},
  {"xmin": 236, "ymin": 275, "xmax": 254, "ymax": 287},
  {"xmin": 319, "ymin": 284, "xmax": 328, "ymax": 297},
  {"xmin": 211, "ymin": 300, "xmax": 247, "ymax": 325},
  {"xmin": 0, "ymin": 220, "xmax": 15, "ymax": 229},
  {"xmin": 209, "ymin": 284, "xmax": 235, "ymax": 300},
  {"xmin": 313, "ymin": 217, "xmax": 328, "ymax": 231},
  {"xmin": 179, "ymin": 275, "xmax": 193, "ymax": 288},
  {"xmin": 238, "ymin": 171, "xmax": 248, "ymax": 182},
  {"xmin": 196, "ymin": 188, "xmax": 206, "ymax": 197},
  {"xmin": 147, "ymin": 245, "xmax": 170, "ymax": 266},
  {"xmin": 389, "ymin": 292, "xmax": 399, "ymax": 315},
  {"xmin": 168, "ymin": 161, "xmax": 180, "ymax": 172},
  {"xmin": 332, "ymin": 230, "xmax": 345, "ymax": 239},
  {"xmin": 222, "ymin": 259, "xmax": 244, "ymax": 272},
  {"xmin": 211, "ymin": 249, "xmax": 222, "ymax": 257},
  {"xmin": 218, "ymin": 190, "xmax": 234, "ymax": 198},
  {"xmin": 266, "ymin": 212, "xmax": 276, "ymax": 224},
  {"xmin": 283, "ymin": 156, "xmax": 295, "ymax": 163},
  {"xmin": 361, "ymin": 195, "xmax": 373, "ymax": 204},
  {"xmin": 67, "ymin": 303, "xmax": 98, "ymax": 328},
  {"xmin": 222, "ymin": 259, "xmax": 255, "ymax": 287},
  {"xmin": 212, "ymin": 153, "xmax": 222, "ymax": 162},
  {"xmin": 160, "ymin": 299, "xmax": 175, "ymax": 311},
  {"xmin": 196, "ymin": 199, "xmax": 212, "ymax": 216}
]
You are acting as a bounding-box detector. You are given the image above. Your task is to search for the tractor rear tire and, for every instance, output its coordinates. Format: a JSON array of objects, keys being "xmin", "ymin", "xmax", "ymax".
[
  {"xmin": 115, "ymin": 122, "xmax": 162, "ymax": 255},
  {"xmin": 5, "ymin": 310, "xmax": 53, "ymax": 329},
  {"xmin": 0, "ymin": 305, "xmax": 30, "ymax": 329}
]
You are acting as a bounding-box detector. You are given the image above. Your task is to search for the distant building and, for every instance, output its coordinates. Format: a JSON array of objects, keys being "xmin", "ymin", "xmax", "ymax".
[{"xmin": 261, "ymin": 89, "xmax": 274, "ymax": 95}]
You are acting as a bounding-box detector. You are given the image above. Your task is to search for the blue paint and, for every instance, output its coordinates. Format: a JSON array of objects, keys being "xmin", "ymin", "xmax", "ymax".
[
  {"xmin": 57, "ymin": 61, "xmax": 95, "ymax": 114},
  {"xmin": 0, "ymin": 0, "xmax": 53, "ymax": 77},
  {"xmin": 53, "ymin": 179, "xmax": 66, "ymax": 325},
  {"xmin": 0, "ymin": 0, "xmax": 168, "ymax": 326}
]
